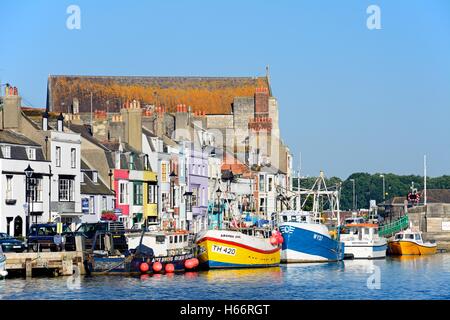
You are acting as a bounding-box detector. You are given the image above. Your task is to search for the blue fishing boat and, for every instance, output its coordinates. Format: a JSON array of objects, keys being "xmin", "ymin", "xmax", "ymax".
[
  {"xmin": 279, "ymin": 171, "xmax": 344, "ymax": 263},
  {"xmin": 279, "ymin": 211, "xmax": 344, "ymax": 262}
]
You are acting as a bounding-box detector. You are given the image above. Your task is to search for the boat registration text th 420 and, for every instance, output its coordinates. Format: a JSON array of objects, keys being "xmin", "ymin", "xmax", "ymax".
[{"xmin": 212, "ymin": 244, "xmax": 236, "ymax": 256}]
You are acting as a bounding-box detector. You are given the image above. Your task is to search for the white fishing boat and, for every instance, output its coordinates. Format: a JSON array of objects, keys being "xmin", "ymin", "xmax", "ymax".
[
  {"xmin": 0, "ymin": 246, "xmax": 8, "ymax": 279},
  {"xmin": 340, "ymin": 223, "xmax": 387, "ymax": 259}
]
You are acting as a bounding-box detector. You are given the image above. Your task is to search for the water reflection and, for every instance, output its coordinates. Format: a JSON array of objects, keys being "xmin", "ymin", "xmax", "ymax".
[
  {"xmin": 203, "ymin": 267, "xmax": 283, "ymax": 284},
  {"xmin": 1, "ymin": 254, "xmax": 450, "ymax": 300}
]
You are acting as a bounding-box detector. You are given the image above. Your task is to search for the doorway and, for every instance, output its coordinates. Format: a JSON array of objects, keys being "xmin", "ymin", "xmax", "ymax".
[{"xmin": 14, "ymin": 216, "xmax": 23, "ymax": 237}]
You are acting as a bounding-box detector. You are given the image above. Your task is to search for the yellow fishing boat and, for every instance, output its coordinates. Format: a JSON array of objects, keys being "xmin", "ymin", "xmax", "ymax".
[
  {"xmin": 388, "ymin": 229, "xmax": 437, "ymax": 255},
  {"xmin": 195, "ymin": 229, "xmax": 281, "ymax": 269}
]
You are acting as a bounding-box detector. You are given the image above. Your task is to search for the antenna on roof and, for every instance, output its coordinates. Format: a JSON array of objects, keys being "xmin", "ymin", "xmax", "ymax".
[{"xmin": 265, "ymin": 65, "xmax": 272, "ymax": 96}]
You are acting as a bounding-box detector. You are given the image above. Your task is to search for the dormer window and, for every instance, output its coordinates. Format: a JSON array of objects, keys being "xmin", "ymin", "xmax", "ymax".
[
  {"xmin": 93, "ymin": 171, "xmax": 98, "ymax": 183},
  {"xmin": 1, "ymin": 145, "xmax": 11, "ymax": 159},
  {"xmin": 80, "ymin": 173, "xmax": 85, "ymax": 183},
  {"xmin": 26, "ymin": 147, "xmax": 36, "ymax": 160}
]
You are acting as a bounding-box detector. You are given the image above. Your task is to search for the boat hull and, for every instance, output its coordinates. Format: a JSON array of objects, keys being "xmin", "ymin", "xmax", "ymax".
[
  {"xmin": 280, "ymin": 223, "xmax": 344, "ymax": 263},
  {"xmin": 84, "ymin": 253, "xmax": 195, "ymax": 275},
  {"xmin": 344, "ymin": 243, "xmax": 387, "ymax": 259},
  {"xmin": 388, "ymin": 240, "xmax": 437, "ymax": 255},
  {"xmin": 196, "ymin": 230, "xmax": 280, "ymax": 269}
]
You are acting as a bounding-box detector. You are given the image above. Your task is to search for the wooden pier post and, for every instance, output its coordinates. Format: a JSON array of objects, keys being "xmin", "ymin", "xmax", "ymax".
[
  {"xmin": 61, "ymin": 257, "xmax": 73, "ymax": 276},
  {"xmin": 25, "ymin": 258, "xmax": 32, "ymax": 278},
  {"xmin": 75, "ymin": 235, "xmax": 85, "ymax": 253}
]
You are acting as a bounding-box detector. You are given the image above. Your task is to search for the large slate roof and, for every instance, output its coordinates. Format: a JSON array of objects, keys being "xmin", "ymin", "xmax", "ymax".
[{"xmin": 47, "ymin": 75, "xmax": 270, "ymax": 115}]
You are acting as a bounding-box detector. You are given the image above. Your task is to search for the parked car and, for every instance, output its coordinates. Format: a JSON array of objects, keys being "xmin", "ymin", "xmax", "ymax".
[
  {"xmin": 0, "ymin": 233, "xmax": 27, "ymax": 253},
  {"xmin": 27, "ymin": 224, "xmax": 74, "ymax": 252},
  {"xmin": 71, "ymin": 221, "xmax": 128, "ymax": 254}
]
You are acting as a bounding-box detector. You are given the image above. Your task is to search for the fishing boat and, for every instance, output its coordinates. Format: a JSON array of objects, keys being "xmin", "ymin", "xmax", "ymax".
[
  {"xmin": 388, "ymin": 229, "xmax": 437, "ymax": 255},
  {"xmin": 278, "ymin": 171, "xmax": 345, "ymax": 263},
  {"xmin": 0, "ymin": 246, "xmax": 8, "ymax": 279},
  {"xmin": 125, "ymin": 229, "xmax": 196, "ymax": 272},
  {"xmin": 340, "ymin": 223, "xmax": 387, "ymax": 259},
  {"xmin": 84, "ymin": 230, "xmax": 198, "ymax": 275},
  {"xmin": 195, "ymin": 228, "xmax": 281, "ymax": 269}
]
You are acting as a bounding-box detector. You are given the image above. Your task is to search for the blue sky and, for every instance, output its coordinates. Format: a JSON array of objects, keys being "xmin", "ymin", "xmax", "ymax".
[{"xmin": 1, "ymin": 0, "xmax": 449, "ymax": 178}]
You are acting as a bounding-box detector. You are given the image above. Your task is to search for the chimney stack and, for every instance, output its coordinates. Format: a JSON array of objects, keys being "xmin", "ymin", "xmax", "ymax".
[
  {"xmin": 57, "ymin": 113, "xmax": 64, "ymax": 132},
  {"xmin": 120, "ymin": 99, "xmax": 142, "ymax": 152},
  {"xmin": 42, "ymin": 110, "xmax": 49, "ymax": 131},
  {"xmin": 0, "ymin": 84, "xmax": 21, "ymax": 130},
  {"xmin": 255, "ymin": 87, "xmax": 269, "ymax": 117}
]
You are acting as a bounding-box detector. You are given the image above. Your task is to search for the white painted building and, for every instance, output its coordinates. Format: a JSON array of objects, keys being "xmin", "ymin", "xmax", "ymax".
[
  {"xmin": 0, "ymin": 130, "xmax": 51, "ymax": 237},
  {"xmin": 47, "ymin": 115, "xmax": 83, "ymax": 228}
]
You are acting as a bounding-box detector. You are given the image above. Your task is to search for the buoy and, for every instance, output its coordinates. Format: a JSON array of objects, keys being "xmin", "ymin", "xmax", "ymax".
[
  {"xmin": 270, "ymin": 236, "xmax": 278, "ymax": 246},
  {"xmin": 153, "ymin": 261, "xmax": 163, "ymax": 273},
  {"xmin": 185, "ymin": 259, "xmax": 195, "ymax": 270},
  {"xmin": 277, "ymin": 235, "xmax": 284, "ymax": 244},
  {"xmin": 165, "ymin": 263, "xmax": 175, "ymax": 273},
  {"xmin": 190, "ymin": 258, "xmax": 199, "ymax": 268},
  {"xmin": 140, "ymin": 262, "xmax": 149, "ymax": 273}
]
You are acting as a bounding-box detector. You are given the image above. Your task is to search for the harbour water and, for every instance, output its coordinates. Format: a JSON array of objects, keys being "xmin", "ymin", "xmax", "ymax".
[{"xmin": 1, "ymin": 254, "xmax": 450, "ymax": 300}]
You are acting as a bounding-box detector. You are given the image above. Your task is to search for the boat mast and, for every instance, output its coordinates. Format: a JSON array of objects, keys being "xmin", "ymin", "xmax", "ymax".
[
  {"xmin": 424, "ymin": 154, "xmax": 427, "ymax": 206},
  {"xmin": 297, "ymin": 151, "xmax": 301, "ymax": 210},
  {"xmin": 298, "ymin": 171, "xmax": 340, "ymax": 225}
]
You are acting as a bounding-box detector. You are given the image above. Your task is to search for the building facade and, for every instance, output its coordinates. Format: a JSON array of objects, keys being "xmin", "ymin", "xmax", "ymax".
[{"xmin": 0, "ymin": 130, "xmax": 51, "ymax": 236}]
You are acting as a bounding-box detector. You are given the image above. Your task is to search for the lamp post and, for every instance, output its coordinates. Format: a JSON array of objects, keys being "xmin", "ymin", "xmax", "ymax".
[
  {"xmin": 216, "ymin": 187, "xmax": 222, "ymax": 230},
  {"xmin": 349, "ymin": 178, "xmax": 355, "ymax": 211},
  {"xmin": 24, "ymin": 164, "xmax": 34, "ymax": 236},
  {"xmin": 379, "ymin": 174, "xmax": 385, "ymax": 201},
  {"xmin": 108, "ymin": 169, "xmax": 113, "ymax": 190}
]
